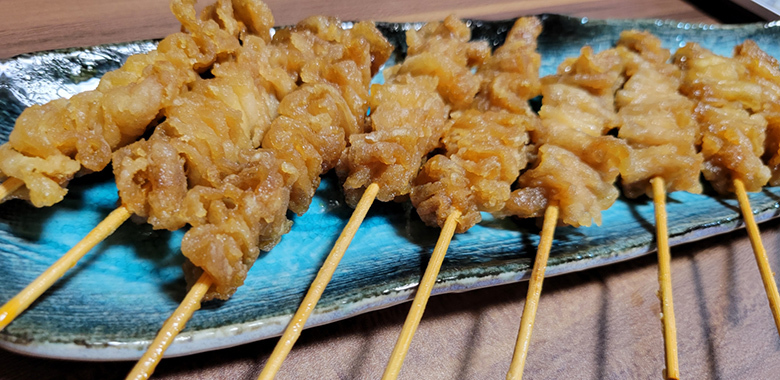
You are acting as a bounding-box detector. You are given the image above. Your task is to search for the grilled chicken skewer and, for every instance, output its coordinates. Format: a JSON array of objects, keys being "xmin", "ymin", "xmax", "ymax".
[
  {"xmin": 505, "ymin": 44, "xmax": 630, "ymax": 379},
  {"xmin": 259, "ymin": 16, "xmax": 490, "ymax": 379},
  {"xmin": 613, "ymin": 31, "xmax": 705, "ymax": 380},
  {"xmin": 123, "ymin": 14, "xmax": 392, "ymax": 379},
  {"xmin": 383, "ymin": 17, "xmax": 543, "ymax": 380},
  {"xmin": 1, "ymin": 5, "xmax": 393, "ymax": 380},
  {"xmin": 0, "ymin": 0, "xmax": 273, "ymax": 330},
  {"xmin": 674, "ymin": 41, "xmax": 780, "ymax": 337},
  {"xmin": 0, "ymin": 0, "xmax": 252, "ymax": 207}
]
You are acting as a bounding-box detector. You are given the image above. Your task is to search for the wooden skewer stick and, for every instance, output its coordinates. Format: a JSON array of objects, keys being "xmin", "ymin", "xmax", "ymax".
[
  {"xmin": 733, "ymin": 178, "xmax": 780, "ymax": 336},
  {"xmin": 257, "ymin": 182, "xmax": 380, "ymax": 380},
  {"xmin": 126, "ymin": 272, "xmax": 213, "ymax": 380},
  {"xmin": 382, "ymin": 210, "xmax": 462, "ymax": 380},
  {"xmin": 0, "ymin": 177, "xmax": 24, "ymax": 201},
  {"xmin": 0, "ymin": 205, "xmax": 131, "ymax": 331},
  {"xmin": 506, "ymin": 205, "xmax": 558, "ymax": 380},
  {"xmin": 651, "ymin": 177, "xmax": 679, "ymax": 380}
]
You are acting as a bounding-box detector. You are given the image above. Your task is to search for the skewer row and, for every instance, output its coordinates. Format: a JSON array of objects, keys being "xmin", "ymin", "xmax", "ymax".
[{"xmin": 1, "ymin": 2, "xmax": 780, "ymax": 379}]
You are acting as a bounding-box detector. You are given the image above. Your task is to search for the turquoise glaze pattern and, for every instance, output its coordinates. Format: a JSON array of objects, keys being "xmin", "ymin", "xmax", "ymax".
[{"xmin": 2, "ymin": 15, "xmax": 780, "ymax": 360}]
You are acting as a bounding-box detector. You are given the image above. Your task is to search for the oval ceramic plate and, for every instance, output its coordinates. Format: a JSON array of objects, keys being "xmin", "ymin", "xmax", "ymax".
[{"xmin": 2, "ymin": 15, "xmax": 780, "ymax": 361}]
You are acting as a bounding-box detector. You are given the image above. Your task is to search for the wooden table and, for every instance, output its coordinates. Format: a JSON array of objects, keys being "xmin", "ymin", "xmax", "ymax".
[{"xmin": 2, "ymin": 0, "xmax": 779, "ymax": 379}]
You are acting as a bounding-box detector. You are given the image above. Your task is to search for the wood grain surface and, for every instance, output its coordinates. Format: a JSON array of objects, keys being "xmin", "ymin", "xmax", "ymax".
[
  {"xmin": 0, "ymin": 0, "xmax": 716, "ymax": 59},
  {"xmin": 2, "ymin": 1, "xmax": 779, "ymax": 379}
]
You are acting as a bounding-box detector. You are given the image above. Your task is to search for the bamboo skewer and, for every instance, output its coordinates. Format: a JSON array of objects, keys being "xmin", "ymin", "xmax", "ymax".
[
  {"xmin": 129, "ymin": 171, "xmax": 384, "ymax": 380},
  {"xmin": 126, "ymin": 272, "xmax": 213, "ymax": 380},
  {"xmin": 0, "ymin": 205, "xmax": 131, "ymax": 331},
  {"xmin": 381, "ymin": 210, "xmax": 461, "ymax": 380},
  {"xmin": 733, "ymin": 178, "xmax": 780, "ymax": 335},
  {"xmin": 257, "ymin": 182, "xmax": 380, "ymax": 380},
  {"xmin": 651, "ymin": 177, "xmax": 680, "ymax": 380},
  {"xmin": 502, "ymin": 177, "xmax": 681, "ymax": 380},
  {"xmin": 506, "ymin": 205, "xmax": 558, "ymax": 380},
  {"xmin": 0, "ymin": 177, "xmax": 24, "ymax": 201}
]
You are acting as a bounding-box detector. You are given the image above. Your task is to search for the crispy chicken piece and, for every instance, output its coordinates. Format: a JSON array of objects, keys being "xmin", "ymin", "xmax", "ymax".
[
  {"xmin": 338, "ymin": 16, "xmax": 489, "ymax": 207},
  {"xmin": 674, "ymin": 42, "xmax": 770, "ymax": 194},
  {"xmin": 113, "ymin": 57, "xmax": 291, "ymax": 298},
  {"xmin": 534, "ymin": 47, "xmax": 627, "ymax": 171},
  {"xmin": 734, "ymin": 40, "xmax": 780, "ymax": 185},
  {"xmin": 472, "ymin": 17, "xmax": 542, "ymax": 114},
  {"xmin": 615, "ymin": 31, "xmax": 703, "ymax": 198},
  {"xmin": 502, "ymin": 46, "xmax": 629, "ymax": 227},
  {"xmin": 114, "ymin": 38, "xmax": 284, "ymax": 231},
  {"xmin": 411, "ymin": 17, "xmax": 541, "ymax": 232},
  {"xmin": 113, "ymin": 15, "xmax": 391, "ymax": 300},
  {"xmin": 339, "ymin": 76, "xmax": 450, "ymax": 206},
  {"xmin": 263, "ymin": 17, "xmax": 393, "ymax": 214},
  {"xmin": 505, "ymin": 145, "xmax": 620, "ymax": 227},
  {"xmin": 401, "ymin": 16, "xmax": 491, "ymax": 111},
  {"xmin": 412, "ymin": 110, "xmax": 535, "ymax": 232},
  {"xmin": 0, "ymin": 0, "xmax": 268, "ymax": 207}
]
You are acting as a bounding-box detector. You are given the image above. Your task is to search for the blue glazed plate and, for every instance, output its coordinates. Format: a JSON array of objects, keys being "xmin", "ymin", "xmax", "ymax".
[{"xmin": 2, "ymin": 15, "xmax": 780, "ymax": 360}]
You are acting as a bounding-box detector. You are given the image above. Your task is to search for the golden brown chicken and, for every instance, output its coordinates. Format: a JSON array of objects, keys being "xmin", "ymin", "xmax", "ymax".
[
  {"xmin": 113, "ymin": 14, "xmax": 391, "ymax": 300},
  {"xmin": 263, "ymin": 17, "xmax": 393, "ymax": 214},
  {"xmin": 411, "ymin": 17, "xmax": 541, "ymax": 233},
  {"xmin": 472, "ymin": 17, "xmax": 542, "ymax": 114},
  {"xmin": 503, "ymin": 46, "xmax": 629, "ymax": 227},
  {"xmin": 734, "ymin": 40, "xmax": 780, "ymax": 186},
  {"xmin": 113, "ymin": 48, "xmax": 290, "ymax": 299},
  {"xmin": 615, "ymin": 30, "xmax": 703, "ymax": 198},
  {"xmin": 337, "ymin": 16, "xmax": 490, "ymax": 207},
  {"xmin": 0, "ymin": 0, "xmax": 270, "ymax": 207},
  {"xmin": 674, "ymin": 42, "xmax": 770, "ymax": 194}
]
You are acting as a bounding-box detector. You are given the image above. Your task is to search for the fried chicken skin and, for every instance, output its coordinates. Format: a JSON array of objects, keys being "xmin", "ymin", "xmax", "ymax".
[
  {"xmin": 411, "ymin": 17, "xmax": 541, "ymax": 232},
  {"xmin": 0, "ymin": 0, "xmax": 267, "ymax": 207},
  {"xmin": 338, "ymin": 16, "xmax": 490, "ymax": 207},
  {"xmin": 674, "ymin": 42, "xmax": 770, "ymax": 194}
]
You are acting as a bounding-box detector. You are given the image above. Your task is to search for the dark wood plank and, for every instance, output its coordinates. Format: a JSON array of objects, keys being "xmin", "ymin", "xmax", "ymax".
[{"xmin": 0, "ymin": 0, "xmax": 714, "ymax": 58}]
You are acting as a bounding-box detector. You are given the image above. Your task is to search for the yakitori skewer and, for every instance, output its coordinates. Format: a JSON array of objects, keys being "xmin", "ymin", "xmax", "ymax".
[
  {"xmin": 0, "ymin": 0, "xmax": 248, "ymax": 208},
  {"xmin": 733, "ymin": 179, "xmax": 780, "ymax": 335},
  {"xmin": 612, "ymin": 31, "xmax": 705, "ymax": 379},
  {"xmin": 506, "ymin": 206, "xmax": 558, "ymax": 380},
  {"xmin": 383, "ymin": 17, "xmax": 542, "ymax": 379},
  {"xmin": 380, "ymin": 210, "xmax": 461, "ymax": 379},
  {"xmin": 123, "ymin": 14, "xmax": 393, "ymax": 379},
  {"xmin": 734, "ymin": 40, "xmax": 780, "ymax": 334},
  {"xmin": 2, "ymin": 0, "xmax": 391, "ymax": 371},
  {"xmin": 0, "ymin": 0, "xmax": 261, "ymax": 329},
  {"xmin": 259, "ymin": 16, "xmax": 491, "ymax": 379},
  {"xmin": 674, "ymin": 41, "xmax": 780, "ymax": 335},
  {"xmin": 505, "ymin": 44, "xmax": 630, "ymax": 379}
]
